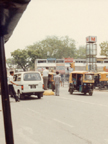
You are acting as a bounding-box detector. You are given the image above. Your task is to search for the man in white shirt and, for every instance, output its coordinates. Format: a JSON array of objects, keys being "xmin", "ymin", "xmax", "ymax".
[
  {"xmin": 8, "ymin": 71, "xmax": 20, "ymax": 102},
  {"xmin": 43, "ymin": 67, "xmax": 49, "ymax": 90}
]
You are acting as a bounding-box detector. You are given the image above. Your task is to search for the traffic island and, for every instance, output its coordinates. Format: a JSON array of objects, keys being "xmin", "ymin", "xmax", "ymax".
[{"xmin": 43, "ymin": 90, "xmax": 54, "ymax": 96}]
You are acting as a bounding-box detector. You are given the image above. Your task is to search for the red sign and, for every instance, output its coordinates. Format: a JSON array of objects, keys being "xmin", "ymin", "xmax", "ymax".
[
  {"xmin": 64, "ymin": 58, "xmax": 73, "ymax": 63},
  {"xmin": 91, "ymin": 37, "xmax": 95, "ymax": 41},
  {"xmin": 86, "ymin": 36, "xmax": 97, "ymax": 43}
]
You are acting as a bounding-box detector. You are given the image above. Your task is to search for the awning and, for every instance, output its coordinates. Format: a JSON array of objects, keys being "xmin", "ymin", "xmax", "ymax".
[{"xmin": 0, "ymin": 0, "xmax": 31, "ymax": 42}]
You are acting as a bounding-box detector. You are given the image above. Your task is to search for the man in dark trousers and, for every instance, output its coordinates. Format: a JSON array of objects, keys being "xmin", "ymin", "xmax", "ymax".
[
  {"xmin": 8, "ymin": 71, "xmax": 20, "ymax": 102},
  {"xmin": 54, "ymin": 71, "xmax": 61, "ymax": 96},
  {"xmin": 43, "ymin": 67, "xmax": 49, "ymax": 90}
]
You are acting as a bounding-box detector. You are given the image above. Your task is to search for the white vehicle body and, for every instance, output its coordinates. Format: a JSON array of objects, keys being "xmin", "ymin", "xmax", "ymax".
[{"xmin": 13, "ymin": 71, "xmax": 44, "ymax": 99}]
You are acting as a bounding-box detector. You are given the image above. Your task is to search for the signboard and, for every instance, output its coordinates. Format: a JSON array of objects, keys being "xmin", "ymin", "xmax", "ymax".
[
  {"xmin": 64, "ymin": 58, "xmax": 73, "ymax": 63},
  {"xmin": 56, "ymin": 63, "xmax": 65, "ymax": 74},
  {"xmin": 86, "ymin": 36, "xmax": 97, "ymax": 43},
  {"xmin": 97, "ymin": 67, "xmax": 104, "ymax": 72},
  {"xmin": 37, "ymin": 67, "xmax": 56, "ymax": 73}
]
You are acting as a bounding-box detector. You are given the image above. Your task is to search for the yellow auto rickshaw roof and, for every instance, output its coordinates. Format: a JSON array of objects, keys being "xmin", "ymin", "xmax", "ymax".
[
  {"xmin": 70, "ymin": 71, "xmax": 94, "ymax": 74},
  {"xmin": 96, "ymin": 72, "xmax": 108, "ymax": 74},
  {"xmin": 49, "ymin": 72, "xmax": 56, "ymax": 75}
]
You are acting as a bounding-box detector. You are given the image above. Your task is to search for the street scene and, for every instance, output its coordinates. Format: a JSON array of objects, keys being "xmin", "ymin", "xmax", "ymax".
[
  {"xmin": 1, "ymin": 1, "xmax": 108, "ymax": 144},
  {"xmin": 1, "ymin": 86, "xmax": 108, "ymax": 144}
]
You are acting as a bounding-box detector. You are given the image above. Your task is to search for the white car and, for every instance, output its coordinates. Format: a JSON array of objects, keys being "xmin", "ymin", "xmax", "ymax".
[{"xmin": 13, "ymin": 71, "xmax": 44, "ymax": 99}]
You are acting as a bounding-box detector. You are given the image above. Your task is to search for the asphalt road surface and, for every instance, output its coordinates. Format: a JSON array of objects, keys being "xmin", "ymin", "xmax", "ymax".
[{"xmin": 0, "ymin": 87, "xmax": 108, "ymax": 144}]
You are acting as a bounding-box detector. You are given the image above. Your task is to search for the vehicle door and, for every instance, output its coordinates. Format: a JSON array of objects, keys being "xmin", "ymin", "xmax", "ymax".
[{"xmin": 23, "ymin": 73, "xmax": 42, "ymax": 92}]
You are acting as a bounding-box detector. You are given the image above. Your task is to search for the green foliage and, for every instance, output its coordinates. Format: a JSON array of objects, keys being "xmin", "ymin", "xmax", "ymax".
[
  {"xmin": 100, "ymin": 41, "xmax": 108, "ymax": 56},
  {"xmin": 26, "ymin": 36, "xmax": 77, "ymax": 59},
  {"xmin": 11, "ymin": 49, "xmax": 29, "ymax": 71},
  {"xmin": 9, "ymin": 36, "xmax": 86, "ymax": 71},
  {"xmin": 76, "ymin": 46, "xmax": 86, "ymax": 59},
  {"xmin": 6, "ymin": 58, "xmax": 16, "ymax": 69}
]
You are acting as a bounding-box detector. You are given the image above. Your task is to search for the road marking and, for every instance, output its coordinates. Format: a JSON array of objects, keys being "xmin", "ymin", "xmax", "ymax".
[
  {"xmin": 27, "ymin": 108, "xmax": 41, "ymax": 115},
  {"xmin": 59, "ymin": 97, "xmax": 108, "ymax": 107},
  {"xmin": 53, "ymin": 119, "xmax": 74, "ymax": 128},
  {"xmin": 17, "ymin": 127, "xmax": 39, "ymax": 144},
  {"xmin": 27, "ymin": 108, "xmax": 74, "ymax": 128}
]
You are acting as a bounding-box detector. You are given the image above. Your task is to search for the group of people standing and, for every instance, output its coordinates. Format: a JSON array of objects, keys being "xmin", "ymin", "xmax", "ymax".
[{"xmin": 43, "ymin": 67, "xmax": 65, "ymax": 96}]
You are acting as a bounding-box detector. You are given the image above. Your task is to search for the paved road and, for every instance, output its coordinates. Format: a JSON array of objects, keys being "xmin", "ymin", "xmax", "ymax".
[{"xmin": 0, "ymin": 87, "xmax": 108, "ymax": 144}]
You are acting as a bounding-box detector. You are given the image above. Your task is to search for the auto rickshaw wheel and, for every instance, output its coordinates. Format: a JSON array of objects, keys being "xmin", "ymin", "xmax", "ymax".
[
  {"xmin": 70, "ymin": 89, "xmax": 73, "ymax": 94},
  {"xmin": 84, "ymin": 92, "xmax": 86, "ymax": 95},
  {"xmin": 89, "ymin": 91, "xmax": 93, "ymax": 96}
]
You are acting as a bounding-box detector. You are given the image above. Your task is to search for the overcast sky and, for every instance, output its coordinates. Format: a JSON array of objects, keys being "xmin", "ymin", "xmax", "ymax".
[{"xmin": 5, "ymin": 0, "xmax": 108, "ymax": 58}]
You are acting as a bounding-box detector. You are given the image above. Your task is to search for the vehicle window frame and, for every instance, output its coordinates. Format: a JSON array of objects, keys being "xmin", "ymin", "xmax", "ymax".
[
  {"xmin": 13, "ymin": 75, "xmax": 17, "ymax": 81},
  {"xmin": 16, "ymin": 74, "xmax": 21, "ymax": 81},
  {"xmin": 85, "ymin": 74, "xmax": 94, "ymax": 80}
]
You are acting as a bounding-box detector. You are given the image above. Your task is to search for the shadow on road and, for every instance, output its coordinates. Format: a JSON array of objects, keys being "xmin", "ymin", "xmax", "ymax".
[
  {"xmin": 22, "ymin": 96, "xmax": 40, "ymax": 101},
  {"xmin": 10, "ymin": 96, "xmax": 42, "ymax": 101},
  {"xmin": 72, "ymin": 93, "xmax": 92, "ymax": 97}
]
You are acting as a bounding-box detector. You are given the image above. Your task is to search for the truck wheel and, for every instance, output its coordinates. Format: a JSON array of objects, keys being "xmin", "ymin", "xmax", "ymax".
[
  {"xmin": 38, "ymin": 93, "xmax": 43, "ymax": 99},
  {"xmin": 84, "ymin": 92, "xmax": 86, "ymax": 95}
]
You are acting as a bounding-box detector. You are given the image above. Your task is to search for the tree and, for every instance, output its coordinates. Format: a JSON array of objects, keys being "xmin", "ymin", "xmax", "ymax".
[
  {"xmin": 26, "ymin": 36, "xmax": 77, "ymax": 59},
  {"xmin": 76, "ymin": 46, "xmax": 86, "ymax": 59},
  {"xmin": 27, "ymin": 47, "xmax": 42, "ymax": 70},
  {"xmin": 6, "ymin": 58, "xmax": 16, "ymax": 69},
  {"xmin": 100, "ymin": 41, "xmax": 108, "ymax": 56},
  {"xmin": 10, "ymin": 36, "xmax": 83, "ymax": 71},
  {"xmin": 11, "ymin": 49, "xmax": 29, "ymax": 71}
]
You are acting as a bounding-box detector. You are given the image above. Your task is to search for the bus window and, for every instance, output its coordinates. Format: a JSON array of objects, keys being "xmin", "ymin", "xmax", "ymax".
[
  {"xmin": 56, "ymin": 59, "xmax": 64, "ymax": 63},
  {"xmin": 38, "ymin": 60, "xmax": 46, "ymax": 63}
]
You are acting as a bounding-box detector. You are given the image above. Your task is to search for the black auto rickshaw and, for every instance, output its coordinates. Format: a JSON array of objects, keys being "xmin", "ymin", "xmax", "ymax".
[
  {"xmin": 48, "ymin": 72, "xmax": 56, "ymax": 91},
  {"xmin": 94, "ymin": 72, "xmax": 108, "ymax": 89},
  {"xmin": 69, "ymin": 71, "xmax": 94, "ymax": 96}
]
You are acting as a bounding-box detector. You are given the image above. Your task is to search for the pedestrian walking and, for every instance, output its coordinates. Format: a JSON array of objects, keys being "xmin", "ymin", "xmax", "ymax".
[
  {"xmin": 61, "ymin": 74, "xmax": 65, "ymax": 87},
  {"xmin": 8, "ymin": 71, "xmax": 20, "ymax": 102},
  {"xmin": 54, "ymin": 71, "xmax": 61, "ymax": 96},
  {"xmin": 43, "ymin": 67, "xmax": 49, "ymax": 90}
]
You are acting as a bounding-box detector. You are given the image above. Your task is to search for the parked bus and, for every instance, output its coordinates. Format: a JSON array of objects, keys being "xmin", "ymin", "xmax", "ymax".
[{"xmin": 35, "ymin": 58, "xmax": 65, "ymax": 73}]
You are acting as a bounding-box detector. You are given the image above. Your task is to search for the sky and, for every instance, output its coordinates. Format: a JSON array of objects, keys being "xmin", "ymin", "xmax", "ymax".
[{"xmin": 5, "ymin": 0, "xmax": 108, "ymax": 58}]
